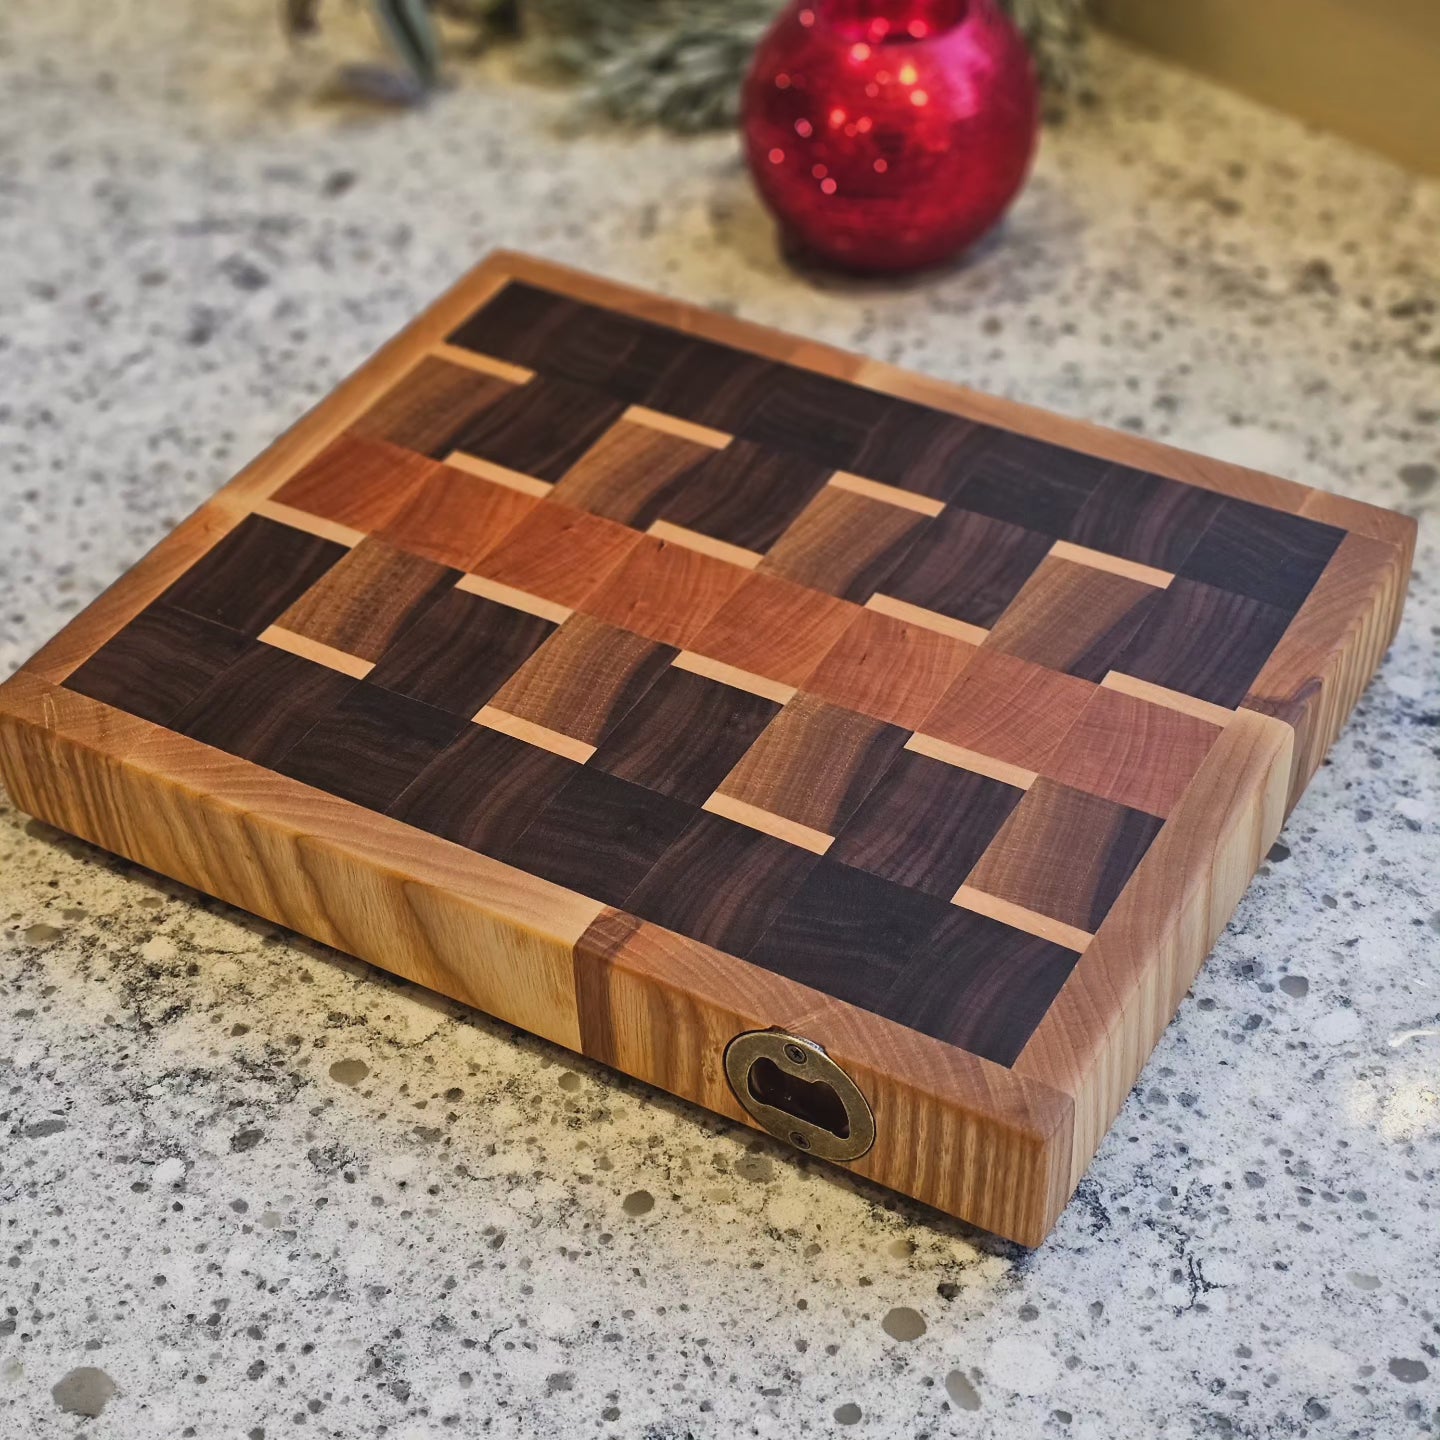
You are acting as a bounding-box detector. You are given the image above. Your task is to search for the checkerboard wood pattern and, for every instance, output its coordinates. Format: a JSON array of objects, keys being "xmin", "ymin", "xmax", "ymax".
[{"xmin": 0, "ymin": 253, "xmax": 1414, "ymax": 1245}]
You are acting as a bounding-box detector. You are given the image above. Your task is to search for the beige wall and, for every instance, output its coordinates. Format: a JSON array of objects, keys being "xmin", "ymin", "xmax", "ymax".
[{"xmin": 1096, "ymin": 0, "xmax": 1440, "ymax": 176}]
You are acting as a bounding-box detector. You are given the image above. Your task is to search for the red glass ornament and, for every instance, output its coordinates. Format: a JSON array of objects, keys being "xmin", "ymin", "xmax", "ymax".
[{"xmin": 742, "ymin": 0, "xmax": 1039, "ymax": 273}]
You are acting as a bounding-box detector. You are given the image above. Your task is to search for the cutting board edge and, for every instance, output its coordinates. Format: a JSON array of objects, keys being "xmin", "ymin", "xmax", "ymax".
[{"xmin": 0, "ymin": 667, "xmax": 1076, "ymax": 1247}]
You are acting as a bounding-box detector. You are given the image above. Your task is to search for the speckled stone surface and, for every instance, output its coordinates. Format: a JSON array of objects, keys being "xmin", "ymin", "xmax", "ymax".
[{"xmin": 2, "ymin": 5, "xmax": 1438, "ymax": 1436}]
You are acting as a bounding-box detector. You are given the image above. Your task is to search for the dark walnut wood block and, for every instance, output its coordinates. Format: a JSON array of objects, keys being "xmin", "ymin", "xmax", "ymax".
[{"xmin": 0, "ymin": 253, "xmax": 1414, "ymax": 1246}]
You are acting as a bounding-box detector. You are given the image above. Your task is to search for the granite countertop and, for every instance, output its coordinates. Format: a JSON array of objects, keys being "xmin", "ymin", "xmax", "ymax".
[{"xmin": 2, "ymin": 3, "xmax": 1437, "ymax": 1436}]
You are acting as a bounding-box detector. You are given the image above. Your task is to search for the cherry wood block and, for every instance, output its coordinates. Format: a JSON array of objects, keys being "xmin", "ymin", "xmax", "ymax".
[
  {"xmin": 804, "ymin": 606, "xmax": 975, "ymax": 730},
  {"xmin": 377, "ymin": 463, "xmax": 539, "ymax": 571},
  {"xmin": 174, "ymin": 644, "xmax": 358, "ymax": 768},
  {"xmin": 0, "ymin": 252, "xmax": 1412, "ymax": 1248},
  {"xmin": 590, "ymin": 666, "xmax": 781, "ymax": 805},
  {"xmin": 276, "ymin": 537, "xmax": 459, "ymax": 662},
  {"xmin": 921, "ymin": 648, "xmax": 1096, "ymax": 774},
  {"xmin": 272, "ymin": 434, "xmax": 438, "ymax": 534},
  {"xmin": 760, "ymin": 485, "xmax": 930, "ymax": 602},
  {"xmin": 350, "ymin": 355, "xmax": 514, "ymax": 459},
  {"xmin": 716, "ymin": 693, "xmax": 908, "ymax": 836},
  {"xmin": 1045, "ymin": 687, "xmax": 1222, "ymax": 820},
  {"xmin": 966, "ymin": 779, "xmax": 1164, "ymax": 933},
  {"xmin": 489, "ymin": 614, "xmax": 675, "ymax": 747},
  {"xmin": 983, "ymin": 556, "xmax": 1161, "ymax": 683},
  {"xmin": 690, "ymin": 570, "xmax": 858, "ymax": 689},
  {"xmin": 583, "ymin": 535, "xmax": 749, "ymax": 650},
  {"xmin": 549, "ymin": 419, "xmax": 717, "ymax": 525},
  {"xmin": 367, "ymin": 588, "xmax": 556, "ymax": 718},
  {"xmin": 830, "ymin": 750, "xmax": 1024, "ymax": 899},
  {"xmin": 471, "ymin": 500, "xmax": 641, "ymax": 610},
  {"xmin": 881, "ymin": 507, "xmax": 1054, "ymax": 629}
]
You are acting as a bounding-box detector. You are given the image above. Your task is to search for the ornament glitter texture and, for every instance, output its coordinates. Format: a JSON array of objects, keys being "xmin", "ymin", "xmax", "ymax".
[{"xmin": 742, "ymin": 0, "xmax": 1039, "ymax": 272}]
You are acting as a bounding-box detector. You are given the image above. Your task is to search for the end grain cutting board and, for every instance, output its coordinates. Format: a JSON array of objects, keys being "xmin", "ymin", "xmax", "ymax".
[{"xmin": 0, "ymin": 252, "xmax": 1415, "ymax": 1244}]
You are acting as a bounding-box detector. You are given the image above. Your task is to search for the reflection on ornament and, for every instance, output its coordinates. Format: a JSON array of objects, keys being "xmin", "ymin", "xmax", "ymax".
[{"xmin": 742, "ymin": 0, "xmax": 1039, "ymax": 273}]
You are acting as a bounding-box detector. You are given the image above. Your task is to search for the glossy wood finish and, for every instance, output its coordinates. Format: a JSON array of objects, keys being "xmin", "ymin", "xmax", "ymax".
[
  {"xmin": 276, "ymin": 537, "xmax": 459, "ymax": 662},
  {"xmin": 0, "ymin": 251, "xmax": 1413, "ymax": 1246}
]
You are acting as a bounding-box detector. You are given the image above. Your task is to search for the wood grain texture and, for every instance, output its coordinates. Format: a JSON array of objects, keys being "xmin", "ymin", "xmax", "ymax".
[
  {"xmin": 1177, "ymin": 497, "xmax": 1344, "ymax": 615},
  {"xmin": 1112, "ymin": 576, "xmax": 1295, "ymax": 709},
  {"xmin": 716, "ymin": 694, "xmax": 908, "ymax": 836},
  {"xmin": 174, "ymin": 644, "xmax": 359, "ymax": 768},
  {"xmin": 1241, "ymin": 530, "xmax": 1411, "ymax": 808},
  {"xmin": 921, "ymin": 649, "xmax": 1096, "ymax": 775},
  {"xmin": 0, "ymin": 250, "xmax": 1413, "ymax": 1249},
  {"xmin": 689, "ymin": 571, "xmax": 859, "ymax": 690},
  {"xmin": 983, "ymin": 556, "xmax": 1161, "ymax": 683},
  {"xmin": 589, "ymin": 666, "xmax": 781, "ymax": 805},
  {"xmin": 272, "ymin": 433, "xmax": 437, "ymax": 534},
  {"xmin": 277, "ymin": 683, "xmax": 469, "ymax": 811},
  {"xmin": 377, "ymin": 463, "xmax": 539, "ymax": 571},
  {"xmin": 366, "ymin": 588, "xmax": 556, "ymax": 718},
  {"xmin": 623, "ymin": 812, "xmax": 820, "ymax": 957},
  {"xmin": 803, "ymin": 607, "xmax": 976, "ymax": 730},
  {"xmin": 491, "ymin": 767, "xmax": 695, "ymax": 910},
  {"xmin": 0, "ymin": 672, "xmax": 600, "ymax": 1051},
  {"xmin": 582, "ymin": 535, "xmax": 748, "ymax": 650},
  {"xmin": 161, "ymin": 515, "xmax": 347, "ymax": 637},
  {"xmin": 389, "ymin": 722, "xmax": 580, "ymax": 856},
  {"xmin": 1044, "ymin": 686, "xmax": 1223, "ymax": 820},
  {"xmin": 447, "ymin": 374, "xmax": 627, "ymax": 483},
  {"xmin": 275, "ymin": 538, "xmax": 459, "ymax": 662},
  {"xmin": 1013, "ymin": 711, "xmax": 1292, "ymax": 1196},
  {"xmin": 965, "ymin": 780, "xmax": 1165, "ymax": 934},
  {"xmin": 829, "ymin": 749, "xmax": 1024, "ymax": 899},
  {"xmin": 881, "ymin": 506, "xmax": 1054, "ymax": 629},
  {"xmin": 548, "ymin": 418, "xmax": 718, "ymax": 525},
  {"xmin": 636, "ymin": 441, "xmax": 832, "ymax": 553},
  {"xmin": 350, "ymin": 356, "xmax": 515, "ymax": 459},
  {"xmin": 573, "ymin": 911, "xmax": 1075, "ymax": 1246},
  {"xmin": 471, "ymin": 500, "xmax": 642, "ymax": 610},
  {"xmin": 64, "ymin": 604, "xmax": 253, "ymax": 726},
  {"xmin": 488, "ymin": 613, "xmax": 674, "ymax": 748},
  {"xmin": 760, "ymin": 485, "xmax": 931, "ymax": 602},
  {"xmin": 1066, "ymin": 464, "xmax": 1224, "ymax": 570}
]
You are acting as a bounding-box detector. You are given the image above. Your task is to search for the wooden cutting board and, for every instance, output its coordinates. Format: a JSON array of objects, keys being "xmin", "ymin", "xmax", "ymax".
[{"xmin": 0, "ymin": 252, "xmax": 1414, "ymax": 1245}]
